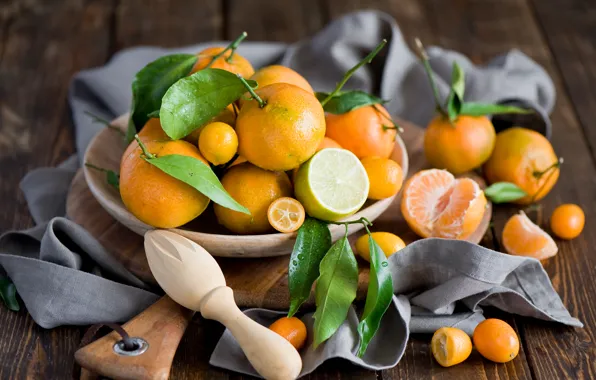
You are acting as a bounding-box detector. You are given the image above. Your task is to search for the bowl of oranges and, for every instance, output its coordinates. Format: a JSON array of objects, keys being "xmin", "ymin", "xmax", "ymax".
[{"xmin": 83, "ymin": 38, "xmax": 409, "ymax": 257}]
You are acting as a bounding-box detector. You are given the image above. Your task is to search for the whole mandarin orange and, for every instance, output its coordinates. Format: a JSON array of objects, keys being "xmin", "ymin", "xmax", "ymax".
[
  {"xmin": 483, "ymin": 127, "xmax": 559, "ymax": 204},
  {"xmin": 550, "ymin": 204, "xmax": 585, "ymax": 240},
  {"xmin": 190, "ymin": 46, "xmax": 254, "ymax": 78},
  {"xmin": 236, "ymin": 83, "xmax": 325, "ymax": 171},
  {"xmin": 214, "ymin": 163, "xmax": 293, "ymax": 234},
  {"xmin": 120, "ymin": 140, "xmax": 210, "ymax": 228},
  {"xmin": 424, "ymin": 115, "xmax": 496, "ymax": 175},
  {"xmin": 360, "ymin": 156, "xmax": 403, "ymax": 200},
  {"xmin": 269, "ymin": 316, "xmax": 307, "ymax": 350},
  {"xmin": 123, "ymin": 118, "xmax": 170, "ymax": 161},
  {"xmin": 473, "ymin": 319, "xmax": 519, "ymax": 363},
  {"xmin": 250, "ymin": 65, "xmax": 313, "ymax": 94},
  {"xmin": 325, "ymin": 104, "xmax": 396, "ymax": 159}
]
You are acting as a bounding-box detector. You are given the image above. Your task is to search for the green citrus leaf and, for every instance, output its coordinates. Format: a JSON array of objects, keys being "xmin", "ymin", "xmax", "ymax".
[
  {"xmin": 145, "ymin": 154, "xmax": 250, "ymax": 214},
  {"xmin": 313, "ymin": 234, "xmax": 359, "ymax": 347},
  {"xmin": 0, "ymin": 277, "xmax": 19, "ymax": 312},
  {"xmin": 446, "ymin": 63, "xmax": 465, "ymax": 121},
  {"xmin": 127, "ymin": 54, "xmax": 198, "ymax": 143},
  {"xmin": 147, "ymin": 110, "xmax": 160, "ymax": 119},
  {"xmin": 160, "ymin": 68, "xmax": 256, "ymax": 140},
  {"xmin": 484, "ymin": 182, "xmax": 528, "ymax": 203},
  {"xmin": 460, "ymin": 102, "xmax": 533, "ymax": 117},
  {"xmin": 315, "ymin": 91, "xmax": 387, "ymax": 114},
  {"xmin": 287, "ymin": 218, "xmax": 332, "ymax": 317},
  {"xmin": 357, "ymin": 237, "xmax": 393, "ymax": 356},
  {"xmin": 106, "ymin": 170, "xmax": 120, "ymax": 191}
]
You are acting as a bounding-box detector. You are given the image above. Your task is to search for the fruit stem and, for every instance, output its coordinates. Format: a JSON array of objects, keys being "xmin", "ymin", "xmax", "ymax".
[
  {"xmin": 206, "ymin": 31, "xmax": 248, "ymax": 68},
  {"xmin": 237, "ymin": 74, "xmax": 266, "ymax": 108},
  {"xmin": 530, "ymin": 157, "xmax": 563, "ymax": 203},
  {"xmin": 414, "ymin": 38, "xmax": 448, "ymax": 118},
  {"xmin": 134, "ymin": 134, "xmax": 156, "ymax": 159},
  {"xmin": 374, "ymin": 105, "xmax": 404, "ymax": 133},
  {"xmin": 232, "ymin": 102, "xmax": 239, "ymax": 118},
  {"xmin": 320, "ymin": 39, "xmax": 387, "ymax": 107},
  {"xmin": 84, "ymin": 110, "xmax": 125, "ymax": 136},
  {"xmin": 328, "ymin": 217, "xmax": 373, "ymax": 228}
]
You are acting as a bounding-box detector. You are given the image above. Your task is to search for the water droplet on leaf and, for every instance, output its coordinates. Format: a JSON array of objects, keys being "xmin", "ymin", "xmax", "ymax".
[{"xmin": 381, "ymin": 261, "xmax": 389, "ymax": 267}]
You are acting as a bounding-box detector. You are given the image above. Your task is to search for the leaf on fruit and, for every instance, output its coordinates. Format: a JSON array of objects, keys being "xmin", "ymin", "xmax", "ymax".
[
  {"xmin": 127, "ymin": 54, "xmax": 198, "ymax": 142},
  {"xmin": 147, "ymin": 110, "xmax": 160, "ymax": 119},
  {"xmin": 315, "ymin": 91, "xmax": 387, "ymax": 114},
  {"xmin": 287, "ymin": 218, "xmax": 332, "ymax": 317},
  {"xmin": 357, "ymin": 236, "xmax": 393, "ymax": 356},
  {"xmin": 145, "ymin": 154, "xmax": 249, "ymax": 214},
  {"xmin": 460, "ymin": 102, "xmax": 533, "ymax": 117},
  {"xmin": 160, "ymin": 69, "xmax": 256, "ymax": 140},
  {"xmin": 446, "ymin": 63, "xmax": 465, "ymax": 121},
  {"xmin": 312, "ymin": 233, "xmax": 359, "ymax": 347},
  {"xmin": 484, "ymin": 182, "xmax": 528, "ymax": 203},
  {"xmin": 0, "ymin": 277, "xmax": 19, "ymax": 312}
]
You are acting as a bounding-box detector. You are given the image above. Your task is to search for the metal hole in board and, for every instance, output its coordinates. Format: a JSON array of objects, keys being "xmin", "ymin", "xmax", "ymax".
[{"xmin": 113, "ymin": 337, "xmax": 149, "ymax": 356}]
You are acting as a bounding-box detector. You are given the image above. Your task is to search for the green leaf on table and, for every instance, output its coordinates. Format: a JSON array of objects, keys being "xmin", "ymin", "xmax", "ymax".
[
  {"xmin": 160, "ymin": 68, "xmax": 256, "ymax": 140},
  {"xmin": 0, "ymin": 277, "xmax": 19, "ymax": 312},
  {"xmin": 357, "ymin": 237, "xmax": 394, "ymax": 356},
  {"xmin": 312, "ymin": 233, "xmax": 359, "ymax": 347},
  {"xmin": 145, "ymin": 154, "xmax": 249, "ymax": 214},
  {"xmin": 147, "ymin": 110, "xmax": 160, "ymax": 119},
  {"xmin": 446, "ymin": 63, "xmax": 465, "ymax": 121},
  {"xmin": 287, "ymin": 218, "xmax": 332, "ymax": 317},
  {"xmin": 484, "ymin": 182, "xmax": 528, "ymax": 204},
  {"xmin": 127, "ymin": 54, "xmax": 198, "ymax": 142},
  {"xmin": 315, "ymin": 91, "xmax": 387, "ymax": 115},
  {"xmin": 460, "ymin": 102, "xmax": 533, "ymax": 117}
]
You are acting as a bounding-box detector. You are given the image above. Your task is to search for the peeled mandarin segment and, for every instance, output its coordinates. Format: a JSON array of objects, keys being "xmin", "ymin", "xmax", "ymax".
[
  {"xmin": 432, "ymin": 178, "xmax": 486, "ymax": 239},
  {"xmin": 267, "ymin": 197, "xmax": 305, "ymax": 233},
  {"xmin": 502, "ymin": 211, "xmax": 558, "ymax": 260},
  {"xmin": 431, "ymin": 327, "xmax": 472, "ymax": 367},
  {"xmin": 401, "ymin": 169, "xmax": 455, "ymax": 237}
]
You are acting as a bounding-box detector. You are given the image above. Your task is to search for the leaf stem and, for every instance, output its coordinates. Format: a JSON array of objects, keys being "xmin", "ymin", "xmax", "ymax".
[
  {"xmin": 374, "ymin": 104, "xmax": 404, "ymax": 133},
  {"xmin": 320, "ymin": 40, "xmax": 387, "ymax": 107},
  {"xmin": 232, "ymin": 102, "xmax": 239, "ymax": 118},
  {"xmin": 84, "ymin": 111, "xmax": 125, "ymax": 137},
  {"xmin": 414, "ymin": 38, "xmax": 447, "ymax": 117},
  {"xmin": 206, "ymin": 31, "xmax": 248, "ymax": 68},
  {"xmin": 85, "ymin": 162, "xmax": 111, "ymax": 173},
  {"xmin": 134, "ymin": 134, "xmax": 156, "ymax": 159},
  {"xmin": 328, "ymin": 217, "xmax": 373, "ymax": 228},
  {"xmin": 530, "ymin": 157, "xmax": 563, "ymax": 202},
  {"xmin": 237, "ymin": 74, "xmax": 266, "ymax": 108}
]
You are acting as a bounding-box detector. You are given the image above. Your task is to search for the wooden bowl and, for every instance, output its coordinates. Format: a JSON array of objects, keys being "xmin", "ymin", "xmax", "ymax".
[{"xmin": 83, "ymin": 114, "xmax": 409, "ymax": 257}]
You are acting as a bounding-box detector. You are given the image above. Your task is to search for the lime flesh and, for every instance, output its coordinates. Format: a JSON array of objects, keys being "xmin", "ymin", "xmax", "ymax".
[{"xmin": 294, "ymin": 148, "xmax": 369, "ymax": 221}]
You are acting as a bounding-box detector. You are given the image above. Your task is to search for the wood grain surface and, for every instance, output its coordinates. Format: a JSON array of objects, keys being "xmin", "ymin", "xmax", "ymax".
[{"xmin": 0, "ymin": 0, "xmax": 594, "ymax": 379}]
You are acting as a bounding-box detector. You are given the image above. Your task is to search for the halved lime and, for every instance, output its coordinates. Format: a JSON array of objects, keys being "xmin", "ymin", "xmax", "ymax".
[{"xmin": 294, "ymin": 148, "xmax": 369, "ymax": 221}]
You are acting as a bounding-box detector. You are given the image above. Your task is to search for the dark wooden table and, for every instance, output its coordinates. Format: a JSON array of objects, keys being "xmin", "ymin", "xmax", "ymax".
[{"xmin": 1, "ymin": 0, "xmax": 595, "ymax": 379}]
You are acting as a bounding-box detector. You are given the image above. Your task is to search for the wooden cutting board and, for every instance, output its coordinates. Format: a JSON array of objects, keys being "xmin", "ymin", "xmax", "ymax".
[{"xmin": 65, "ymin": 121, "xmax": 489, "ymax": 309}]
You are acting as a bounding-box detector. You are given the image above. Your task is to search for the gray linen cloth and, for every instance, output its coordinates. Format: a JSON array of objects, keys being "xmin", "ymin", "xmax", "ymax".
[{"xmin": 0, "ymin": 9, "xmax": 579, "ymax": 376}]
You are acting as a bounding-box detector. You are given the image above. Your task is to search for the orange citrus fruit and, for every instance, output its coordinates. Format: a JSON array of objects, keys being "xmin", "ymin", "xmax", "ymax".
[
  {"xmin": 229, "ymin": 155, "xmax": 247, "ymax": 167},
  {"xmin": 401, "ymin": 169, "xmax": 487, "ymax": 239},
  {"xmin": 250, "ymin": 65, "xmax": 313, "ymax": 94},
  {"xmin": 123, "ymin": 118, "xmax": 170, "ymax": 158},
  {"xmin": 355, "ymin": 232, "xmax": 405, "ymax": 262},
  {"xmin": 190, "ymin": 46, "xmax": 254, "ymax": 78},
  {"xmin": 185, "ymin": 104, "xmax": 236, "ymax": 145},
  {"xmin": 267, "ymin": 197, "xmax": 305, "ymax": 233},
  {"xmin": 325, "ymin": 104, "xmax": 396, "ymax": 159},
  {"xmin": 198, "ymin": 122, "xmax": 238, "ymax": 165},
  {"xmin": 214, "ymin": 163, "xmax": 292, "ymax": 234},
  {"xmin": 431, "ymin": 327, "xmax": 472, "ymax": 367},
  {"xmin": 269, "ymin": 316, "xmax": 307, "ymax": 350},
  {"xmin": 236, "ymin": 83, "xmax": 325, "ymax": 171},
  {"xmin": 550, "ymin": 204, "xmax": 585, "ymax": 240},
  {"xmin": 120, "ymin": 140, "xmax": 210, "ymax": 228},
  {"xmin": 473, "ymin": 319, "xmax": 519, "ymax": 363},
  {"xmin": 360, "ymin": 156, "xmax": 403, "ymax": 200},
  {"xmin": 502, "ymin": 211, "xmax": 558, "ymax": 260},
  {"xmin": 424, "ymin": 115, "xmax": 496, "ymax": 175},
  {"xmin": 484, "ymin": 127, "xmax": 559, "ymax": 205}
]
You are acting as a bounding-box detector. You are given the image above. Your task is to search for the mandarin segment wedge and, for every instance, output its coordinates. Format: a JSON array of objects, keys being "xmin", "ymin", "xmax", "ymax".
[
  {"xmin": 401, "ymin": 169, "xmax": 487, "ymax": 239},
  {"xmin": 502, "ymin": 211, "xmax": 558, "ymax": 260}
]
